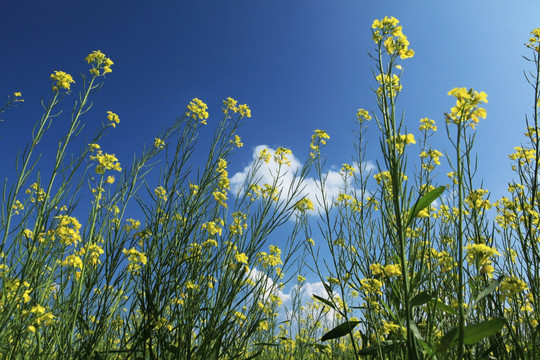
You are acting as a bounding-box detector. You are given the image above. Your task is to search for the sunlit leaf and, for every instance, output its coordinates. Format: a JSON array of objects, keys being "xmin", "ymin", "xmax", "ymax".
[{"xmin": 321, "ymin": 321, "xmax": 360, "ymax": 341}]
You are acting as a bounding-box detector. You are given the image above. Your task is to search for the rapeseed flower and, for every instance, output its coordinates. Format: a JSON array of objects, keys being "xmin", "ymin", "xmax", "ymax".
[
  {"xmin": 274, "ymin": 147, "xmax": 292, "ymax": 166},
  {"xmin": 85, "ymin": 50, "xmax": 114, "ymax": 75},
  {"xmin": 446, "ymin": 87, "xmax": 488, "ymax": 129},
  {"xmin": 50, "ymin": 71, "xmax": 74, "ymax": 91},
  {"xmin": 357, "ymin": 108, "xmax": 372, "ymax": 122},
  {"xmin": 123, "ymin": 248, "xmax": 147, "ymax": 273},
  {"xmin": 107, "ymin": 111, "xmax": 120, "ymax": 127},
  {"xmin": 419, "ymin": 117, "xmax": 437, "ymax": 132},
  {"xmin": 187, "ymin": 98, "xmax": 209, "ymax": 124},
  {"xmin": 294, "ymin": 197, "xmax": 314, "ymax": 212}
]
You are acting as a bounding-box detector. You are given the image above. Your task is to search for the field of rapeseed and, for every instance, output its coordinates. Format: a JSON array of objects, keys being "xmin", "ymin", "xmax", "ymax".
[{"xmin": 2, "ymin": 16, "xmax": 540, "ymax": 359}]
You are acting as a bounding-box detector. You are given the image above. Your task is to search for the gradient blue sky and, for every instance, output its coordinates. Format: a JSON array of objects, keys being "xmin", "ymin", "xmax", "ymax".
[{"xmin": 1, "ymin": 2, "xmax": 540, "ymax": 284}]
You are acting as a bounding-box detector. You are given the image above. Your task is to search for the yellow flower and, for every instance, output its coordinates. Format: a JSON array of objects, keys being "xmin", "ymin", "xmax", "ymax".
[
  {"xmin": 154, "ymin": 138, "xmax": 165, "ymax": 149},
  {"xmin": 274, "ymin": 147, "xmax": 293, "ymax": 166},
  {"xmin": 356, "ymin": 108, "xmax": 372, "ymax": 122},
  {"xmin": 50, "ymin": 71, "xmax": 74, "ymax": 91},
  {"xmin": 384, "ymin": 264, "xmax": 402, "ymax": 277},
  {"xmin": 446, "ymin": 87, "xmax": 488, "ymax": 129},
  {"xmin": 154, "ymin": 186, "xmax": 168, "ymax": 201},
  {"xmin": 55, "ymin": 215, "xmax": 82, "ymax": 246},
  {"xmin": 85, "ymin": 50, "xmax": 114, "ymax": 75},
  {"xmin": 14, "ymin": 92, "xmax": 22, "ymax": 97},
  {"xmin": 123, "ymin": 248, "xmax": 147, "ymax": 273},
  {"xmin": 107, "ymin": 111, "xmax": 120, "ymax": 127},
  {"xmin": 235, "ymin": 252, "xmax": 248, "ymax": 264},
  {"xmin": 258, "ymin": 148, "xmax": 271, "ymax": 163},
  {"xmin": 90, "ymin": 149, "xmax": 122, "ymax": 174},
  {"xmin": 340, "ymin": 163, "xmax": 355, "ymax": 177},
  {"xmin": 202, "ymin": 219, "xmax": 225, "ymax": 236},
  {"xmin": 231, "ymin": 134, "xmax": 243, "ymax": 148},
  {"xmin": 237, "ymin": 104, "xmax": 251, "ymax": 118},
  {"xmin": 310, "ymin": 129, "xmax": 330, "ymax": 158},
  {"xmin": 295, "ymin": 198, "xmax": 314, "ymax": 212},
  {"xmin": 223, "ymin": 97, "xmax": 238, "ymax": 112},
  {"xmin": 370, "ymin": 263, "xmax": 384, "ymax": 276},
  {"xmin": 376, "ymin": 73, "xmax": 402, "ymax": 97},
  {"xmin": 187, "ymin": 98, "xmax": 209, "ymax": 124},
  {"xmin": 419, "ymin": 118, "xmax": 437, "ymax": 132},
  {"xmin": 360, "ymin": 278, "xmax": 383, "ymax": 296}
]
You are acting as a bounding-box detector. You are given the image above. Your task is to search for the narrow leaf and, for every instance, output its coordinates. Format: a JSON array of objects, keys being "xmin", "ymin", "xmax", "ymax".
[
  {"xmin": 434, "ymin": 301, "xmax": 458, "ymax": 316},
  {"xmin": 407, "ymin": 186, "xmax": 445, "ymax": 227},
  {"xmin": 357, "ymin": 340, "xmax": 405, "ymax": 356},
  {"xmin": 410, "ymin": 291, "xmax": 434, "ymax": 308},
  {"xmin": 321, "ymin": 321, "xmax": 360, "ymax": 341},
  {"xmin": 312, "ymin": 294, "xmax": 337, "ymax": 310},
  {"xmin": 475, "ymin": 276, "xmax": 504, "ymax": 304}
]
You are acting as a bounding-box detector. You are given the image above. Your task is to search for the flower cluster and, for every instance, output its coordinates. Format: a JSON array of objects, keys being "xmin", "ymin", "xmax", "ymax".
[
  {"xmin": 526, "ymin": 28, "xmax": 540, "ymax": 52},
  {"xmin": 464, "ymin": 243, "xmax": 500, "ymax": 278},
  {"xmin": 274, "ymin": 147, "xmax": 292, "ymax": 166},
  {"xmin": 376, "ymin": 73, "xmax": 402, "ymax": 98},
  {"xmin": 356, "ymin": 108, "xmax": 372, "ymax": 123},
  {"xmin": 294, "ymin": 197, "xmax": 314, "ymax": 213},
  {"xmin": 229, "ymin": 211, "xmax": 247, "ymax": 235},
  {"xmin": 123, "ymin": 248, "xmax": 147, "ymax": 273},
  {"xmin": 465, "ymin": 189, "xmax": 492, "ymax": 211},
  {"xmin": 89, "ymin": 146, "xmax": 122, "ymax": 175},
  {"xmin": 257, "ymin": 245, "xmax": 282, "ymax": 268},
  {"xmin": 508, "ymin": 146, "xmax": 536, "ymax": 166},
  {"xmin": 370, "ymin": 263, "xmax": 402, "ymax": 278},
  {"xmin": 107, "ymin": 111, "xmax": 120, "ymax": 128},
  {"xmin": 419, "ymin": 117, "xmax": 437, "ymax": 132},
  {"xmin": 222, "ymin": 97, "xmax": 252, "ymax": 118},
  {"xmin": 386, "ymin": 133, "xmax": 415, "ymax": 154},
  {"xmin": 213, "ymin": 158, "xmax": 230, "ymax": 207},
  {"xmin": 54, "ymin": 215, "xmax": 82, "ymax": 246},
  {"xmin": 420, "ymin": 149, "xmax": 443, "ymax": 171},
  {"xmin": 309, "ymin": 129, "xmax": 330, "ymax": 158},
  {"xmin": 154, "ymin": 138, "xmax": 165, "ymax": 149},
  {"xmin": 187, "ymin": 98, "xmax": 209, "ymax": 124},
  {"xmin": 154, "ymin": 186, "xmax": 168, "ymax": 202},
  {"xmin": 372, "ymin": 16, "xmax": 414, "ymax": 59},
  {"xmin": 446, "ymin": 87, "xmax": 488, "ymax": 129},
  {"xmin": 85, "ymin": 50, "xmax": 114, "ymax": 76},
  {"xmin": 50, "ymin": 71, "xmax": 75, "ymax": 91}
]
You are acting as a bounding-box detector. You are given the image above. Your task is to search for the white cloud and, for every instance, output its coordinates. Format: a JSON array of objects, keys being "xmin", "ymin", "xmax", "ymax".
[{"xmin": 230, "ymin": 145, "xmax": 374, "ymax": 214}]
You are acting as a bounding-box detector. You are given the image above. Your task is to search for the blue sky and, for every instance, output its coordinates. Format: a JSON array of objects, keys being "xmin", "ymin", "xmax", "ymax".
[{"xmin": 1, "ymin": 1, "xmax": 540, "ymax": 294}]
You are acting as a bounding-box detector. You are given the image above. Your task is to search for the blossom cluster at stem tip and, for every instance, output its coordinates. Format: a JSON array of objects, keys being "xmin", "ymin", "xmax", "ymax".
[
  {"xmin": 187, "ymin": 98, "xmax": 209, "ymax": 124},
  {"xmin": 50, "ymin": 71, "xmax": 74, "ymax": 92},
  {"xmin": 446, "ymin": 87, "xmax": 488, "ymax": 129},
  {"xmin": 223, "ymin": 97, "xmax": 252, "ymax": 118},
  {"xmin": 85, "ymin": 50, "xmax": 114, "ymax": 76},
  {"xmin": 371, "ymin": 16, "xmax": 414, "ymax": 59}
]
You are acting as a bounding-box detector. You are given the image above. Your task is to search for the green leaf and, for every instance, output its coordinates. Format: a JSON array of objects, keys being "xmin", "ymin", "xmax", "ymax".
[
  {"xmin": 406, "ymin": 186, "xmax": 445, "ymax": 227},
  {"xmin": 357, "ymin": 340, "xmax": 405, "ymax": 356},
  {"xmin": 462, "ymin": 318, "xmax": 506, "ymax": 345},
  {"xmin": 410, "ymin": 291, "xmax": 434, "ymax": 308},
  {"xmin": 321, "ymin": 321, "xmax": 360, "ymax": 341},
  {"xmin": 438, "ymin": 318, "xmax": 506, "ymax": 353},
  {"xmin": 312, "ymin": 294, "xmax": 337, "ymax": 310},
  {"xmin": 434, "ymin": 301, "xmax": 458, "ymax": 316},
  {"xmin": 475, "ymin": 276, "xmax": 504, "ymax": 304},
  {"xmin": 244, "ymin": 350, "xmax": 263, "ymax": 360}
]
